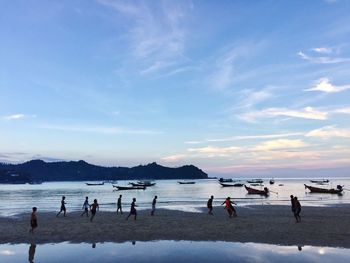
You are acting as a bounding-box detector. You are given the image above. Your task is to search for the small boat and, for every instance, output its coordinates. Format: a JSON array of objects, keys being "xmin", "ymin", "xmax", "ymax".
[
  {"xmin": 245, "ymin": 185, "xmax": 269, "ymax": 196},
  {"xmin": 269, "ymin": 179, "xmax": 275, "ymax": 185},
  {"xmin": 113, "ymin": 185, "xmax": 146, "ymax": 190},
  {"xmin": 247, "ymin": 179, "xmax": 263, "ymax": 184},
  {"xmin": 219, "ymin": 178, "xmax": 234, "ymax": 183},
  {"xmin": 310, "ymin": 179, "xmax": 329, "ymax": 183},
  {"xmin": 219, "ymin": 182, "xmax": 244, "ymax": 187},
  {"xmin": 304, "ymin": 184, "xmax": 343, "ymax": 194},
  {"xmin": 86, "ymin": 182, "xmax": 104, "ymax": 186},
  {"xmin": 28, "ymin": 181, "xmax": 43, "ymax": 185},
  {"xmin": 130, "ymin": 182, "xmax": 156, "ymax": 187},
  {"xmin": 250, "ymin": 183, "xmax": 263, "ymax": 186},
  {"xmin": 178, "ymin": 181, "xmax": 196, "ymax": 184}
]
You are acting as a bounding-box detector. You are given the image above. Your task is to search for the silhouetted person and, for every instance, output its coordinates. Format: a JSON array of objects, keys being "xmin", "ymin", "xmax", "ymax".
[
  {"xmin": 90, "ymin": 199, "xmax": 99, "ymax": 222},
  {"xmin": 29, "ymin": 207, "xmax": 37, "ymax": 233},
  {"xmin": 151, "ymin": 196, "xmax": 157, "ymax": 216},
  {"xmin": 92, "ymin": 243, "xmax": 96, "ymax": 248},
  {"xmin": 126, "ymin": 198, "xmax": 137, "ymax": 220},
  {"xmin": 207, "ymin": 195, "xmax": 214, "ymax": 215},
  {"xmin": 81, "ymin": 196, "xmax": 89, "ymax": 217},
  {"xmin": 56, "ymin": 196, "xmax": 67, "ymax": 217},
  {"xmin": 221, "ymin": 197, "xmax": 237, "ymax": 218},
  {"xmin": 28, "ymin": 244, "xmax": 36, "ymax": 263},
  {"xmin": 290, "ymin": 195, "xmax": 295, "ymax": 214},
  {"xmin": 117, "ymin": 195, "xmax": 123, "ymax": 215},
  {"xmin": 294, "ymin": 196, "xmax": 301, "ymax": 223}
]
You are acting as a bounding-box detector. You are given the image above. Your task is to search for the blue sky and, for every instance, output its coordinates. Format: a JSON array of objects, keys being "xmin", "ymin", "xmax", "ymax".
[{"xmin": 1, "ymin": 0, "xmax": 350, "ymax": 176}]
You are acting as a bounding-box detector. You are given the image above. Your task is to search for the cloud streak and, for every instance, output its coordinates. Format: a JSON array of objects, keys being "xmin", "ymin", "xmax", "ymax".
[
  {"xmin": 40, "ymin": 124, "xmax": 162, "ymax": 135},
  {"xmin": 305, "ymin": 78, "xmax": 350, "ymax": 93}
]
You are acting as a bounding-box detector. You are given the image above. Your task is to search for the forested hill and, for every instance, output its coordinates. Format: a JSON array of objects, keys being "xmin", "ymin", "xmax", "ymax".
[{"xmin": 0, "ymin": 160, "xmax": 208, "ymax": 182}]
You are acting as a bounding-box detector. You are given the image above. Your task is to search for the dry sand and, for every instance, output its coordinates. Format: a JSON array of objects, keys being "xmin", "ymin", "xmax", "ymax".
[{"xmin": 1, "ymin": 205, "xmax": 350, "ymax": 248}]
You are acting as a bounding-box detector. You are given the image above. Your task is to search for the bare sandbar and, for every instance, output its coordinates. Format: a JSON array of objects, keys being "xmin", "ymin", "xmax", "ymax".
[{"xmin": 1, "ymin": 205, "xmax": 349, "ymax": 248}]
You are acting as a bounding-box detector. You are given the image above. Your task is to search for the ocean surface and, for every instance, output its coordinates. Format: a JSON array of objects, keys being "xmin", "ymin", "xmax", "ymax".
[
  {"xmin": 1, "ymin": 241, "xmax": 349, "ymax": 263},
  {"xmin": 0, "ymin": 178, "xmax": 349, "ymax": 217}
]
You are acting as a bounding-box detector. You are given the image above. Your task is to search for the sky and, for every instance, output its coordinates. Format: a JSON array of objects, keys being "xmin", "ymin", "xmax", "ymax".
[{"xmin": 1, "ymin": 0, "xmax": 350, "ymax": 176}]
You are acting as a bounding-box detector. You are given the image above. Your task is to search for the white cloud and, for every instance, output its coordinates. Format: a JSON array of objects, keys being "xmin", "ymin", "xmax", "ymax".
[
  {"xmin": 40, "ymin": 124, "xmax": 162, "ymax": 135},
  {"xmin": 306, "ymin": 126, "xmax": 350, "ymax": 138},
  {"xmin": 207, "ymin": 132, "xmax": 303, "ymax": 143},
  {"xmin": 3, "ymin": 114, "xmax": 36, "ymax": 120},
  {"xmin": 188, "ymin": 146, "xmax": 240, "ymax": 155},
  {"xmin": 333, "ymin": 107, "xmax": 350, "ymax": 114},
  {"xmin": 161, "ymin": 154, "xmax": 187, "ymax": 162},
  {"xmin": 253, "ymin": 139, "xmax": 307, "ymax": 151},
  {"xmin": 241, "ymin": 106, "xmax": 328, "ymax": 122},
  {"xmin": 311, "ymin": 47, "xmax": 332, "ymax": 54},
  {"xmin": 305, "ymin": 78, "xmax": 350, "ymax": 93},
  {"xmin": 298, "ymin": 51, "xmax": 350, "ymax": 64}
]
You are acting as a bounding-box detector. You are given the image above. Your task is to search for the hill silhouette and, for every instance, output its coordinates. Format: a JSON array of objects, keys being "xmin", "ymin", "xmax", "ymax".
[{"xmin": 0, "ymin": 160, "xmax": 208, "ymax": 182}]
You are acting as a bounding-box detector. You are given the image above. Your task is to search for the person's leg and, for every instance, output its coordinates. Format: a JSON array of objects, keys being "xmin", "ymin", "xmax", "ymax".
[{"xmin": 294, "ymin": 212, "xmax": 298, "ymax": 222}]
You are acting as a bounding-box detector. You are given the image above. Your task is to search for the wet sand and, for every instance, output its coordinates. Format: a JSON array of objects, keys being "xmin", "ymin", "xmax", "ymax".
[{"xmin": 1, "ymin": 205, "xmax": 350, "ymax": 248}]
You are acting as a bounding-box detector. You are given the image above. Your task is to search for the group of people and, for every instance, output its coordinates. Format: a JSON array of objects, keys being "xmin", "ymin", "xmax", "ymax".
[
  {"xmin": 290, "ymin": 195, "xmax": 302, "ymax": 223},
  {"xmin": 207, "ymin": 195, "xmax": 237, "ymax": 218},
  {"xmin": 207, "ymin": 195, "xmax": 301, "ymax": 222},
  {"xmin": 30, "ymin": 193, "xmax": 301, "ymax": 233}
]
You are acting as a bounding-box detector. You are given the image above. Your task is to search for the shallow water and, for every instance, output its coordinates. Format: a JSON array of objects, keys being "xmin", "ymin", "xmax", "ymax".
[
  {"xmin": 0, "ymin": 241, "xmax": 349, "ymax": 263},
  {"xmin": 0, "ymin": 178, "xmax": 349, "ymax": 217}
]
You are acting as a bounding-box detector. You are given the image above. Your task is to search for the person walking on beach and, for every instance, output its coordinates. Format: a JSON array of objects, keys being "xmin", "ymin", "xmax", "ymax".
[
  {"xmin": 29, "ymin": 207, "xmax": 38, "ymax": 233},
  {"xmin": 81, "ymin": 196, "xmax": 89, "ymax": 217},
  {"xmin": 293, "ymin": 196, "xmax": 301, "ymax": 223},
  {"xmin": 151, "ymin": 195, "xmax": 157, "ymax": 216},
  {"xmin": 222, "ymin": 197, "xmax": 237, "ymax": 218},
  {"xmin": 207, "ymin": 195, "xmax": 214, "ymax": 215},
  {"xmin": 126, "ymin": 198, "xmax": 137, "ymax": 220},
  {"xmin": 290, "ymin": 195, "xmax": 295, "ymax": 214},
  {"xmin": 117, "ymin": 195, "xmax": 123, "ymax": 215},
  {"xmin": 56, "ymin": 196, "xmax": 67, "ymax": 217},
  {"xmin": 90, "ymin": 199, "xmax": 99, "ymax": 222}
]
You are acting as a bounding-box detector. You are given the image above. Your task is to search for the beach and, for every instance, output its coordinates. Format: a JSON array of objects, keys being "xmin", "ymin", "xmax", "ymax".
[{"xmin": 1, "ymin": 205, "xmax": 349, "ymax": 248}]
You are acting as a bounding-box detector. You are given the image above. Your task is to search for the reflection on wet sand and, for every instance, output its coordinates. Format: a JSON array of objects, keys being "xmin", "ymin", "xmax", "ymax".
[{"xmin": 28, "ymin": 244, "xmax": 36, "ymax": 263}]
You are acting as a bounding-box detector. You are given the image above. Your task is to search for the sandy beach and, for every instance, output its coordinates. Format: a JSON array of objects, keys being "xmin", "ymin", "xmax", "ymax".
[{"xmin": 1, "ymin": 205, "xmax": 349, "ymax": 248}]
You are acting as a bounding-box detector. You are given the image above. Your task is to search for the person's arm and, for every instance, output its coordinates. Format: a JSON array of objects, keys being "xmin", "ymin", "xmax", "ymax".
[{"xmin": 221, "ymin": 201, "xmax": 225, "ymax": 205}]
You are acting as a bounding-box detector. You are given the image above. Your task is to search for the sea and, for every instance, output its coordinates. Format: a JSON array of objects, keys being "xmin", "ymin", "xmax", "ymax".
[
  {"xmin": 0, "ymin": 178, "xmax": 349, "ymax": 217},
  {"xmin": 1, "ymin": 178, "xmax": 350, "ymax": 262}
]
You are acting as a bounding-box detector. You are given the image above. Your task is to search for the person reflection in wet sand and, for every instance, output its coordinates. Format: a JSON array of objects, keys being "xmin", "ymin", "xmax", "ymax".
[{"xmin": 28, "ymin": 244, "xmax": 36, "ymax": 263}]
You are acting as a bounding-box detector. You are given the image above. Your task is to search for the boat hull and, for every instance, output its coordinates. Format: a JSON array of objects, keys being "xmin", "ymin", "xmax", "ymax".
[{"xmin": 304, "ymin": 184, "xmax": 342, "ymax": 194}]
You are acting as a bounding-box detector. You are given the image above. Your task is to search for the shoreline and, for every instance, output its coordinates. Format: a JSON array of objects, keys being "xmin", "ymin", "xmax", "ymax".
[{"xmin": 1, "ymin": 205, "xmax": 350, "ymax": 248}]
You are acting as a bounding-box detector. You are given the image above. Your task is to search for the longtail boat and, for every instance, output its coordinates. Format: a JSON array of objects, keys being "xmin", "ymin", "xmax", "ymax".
[
  {"xmin": 113, "ymin": 185, "xmax": 146, "ymax": 190},
  {"xmin": 178, "ymin": 181, "xmax": 196, "ymax": 184},
  {"xmin": 310, "ymin": 179, "xmax": 329, "ymax": 183},
  {"xmin": 220, "ymin": 182, "xmax": 244, "ymax": 187},
  {"xmin": 86, "ymin": 182, "xmax": 104, "ymax": 186},
  {"xmin": 130, "ymin": 182, "xmax": 156, "ymax": 187},
  {"xmin": 245, "ymin": 185, "xmax": 269, "ymax": 196},
  {"xmin": 304, "ymin": 184, "xmax": 343, "ymax": 194}
]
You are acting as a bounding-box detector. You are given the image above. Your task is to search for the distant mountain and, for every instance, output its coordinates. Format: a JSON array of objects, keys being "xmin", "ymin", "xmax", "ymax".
[{"xmin": 0, "ymin": 160, "xmax": 208, "ymax": 182}]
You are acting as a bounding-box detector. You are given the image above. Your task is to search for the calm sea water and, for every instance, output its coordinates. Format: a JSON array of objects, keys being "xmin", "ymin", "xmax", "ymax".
[
  {"xmin": 0, "ymin": 178, "xmax": 349, "ymax": 217},
  {"xmin": 0, "ymin": 241, "xmax": 349, "ymax": 263}
]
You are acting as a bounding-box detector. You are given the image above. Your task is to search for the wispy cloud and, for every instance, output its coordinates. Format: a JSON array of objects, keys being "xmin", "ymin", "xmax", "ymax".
[
  {"xmin": 311, "ymin": 47, "xmax": 333, "ymax": 54},
  {"xmin": 305, "ymin": 78, "xmax": 350, "ymax": 93},
  {"xmin": 298, "ymin": 51, "xmax": 350, "ymax": 64},
  {"xmin": 333, "ymin": 107, "xmax": 350, "ymax": 114},
  {"xmin": 40, "ymin": 124, "xmax": 162, "ymax": 135},
  {"xmin": 3, "ymin": 114, "xmax": 36, "ymax": 120},
  {"xmin": 306, "ymin": 126, "xmax": 350, "ymax": 138},
  {"xmin": 253, "ymin": 139, "xmax": 307, "ymax": 151},
  {"xmin": 241, "ymin": 106, "xmax": 328, "ymax": 122},
  {"xmin": 207, "ymin": 40, "xmax": 268, "ymax": 91},
  {"xmin": 97, "ymin": 0, "xmax": 191, "ymax": 75},
  {"xmin": 188, "ymin": 146, "xmax": 241, "ymax": 155},
  {"xmin": 161, "ymin": 154, "xmax": 187, "ymax": 162},
  {"xmin": 207, "ymin": 132, "xmax": 303, "ymax": 143}
]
